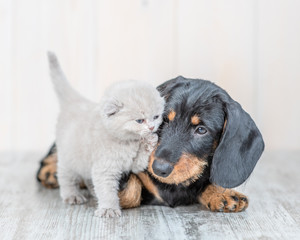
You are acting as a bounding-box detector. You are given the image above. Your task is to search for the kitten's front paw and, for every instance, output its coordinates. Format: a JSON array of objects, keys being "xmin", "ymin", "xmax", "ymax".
[
  {"xmin": 145, "ymin": 134, "xmax": 158, "ymax": 152},
  {"xmin": 63, "ymin": 194, "xmax": 87, "ymax": 205},
  {"xmin": 94, "ymin": 208, "xmax": 122, "ymax": 218}
]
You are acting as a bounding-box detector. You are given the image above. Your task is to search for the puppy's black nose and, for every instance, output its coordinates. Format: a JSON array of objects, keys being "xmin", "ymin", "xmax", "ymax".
[{"xmin": 152, "ymin": 159, "xmax": 173, "ymax": 178}]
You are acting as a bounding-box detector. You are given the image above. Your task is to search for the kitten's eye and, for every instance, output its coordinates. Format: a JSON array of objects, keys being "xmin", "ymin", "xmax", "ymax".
[
  {"xmin": 153, "ymin": 115, "xmax": 159, "ymax": 120},
  {"xmin": 195, "ymin": 126, "xmax": 207, "ymax": 135},
  {"xmin": 136, "ymin": 119, "xmax": 144, "ymax": 124}
]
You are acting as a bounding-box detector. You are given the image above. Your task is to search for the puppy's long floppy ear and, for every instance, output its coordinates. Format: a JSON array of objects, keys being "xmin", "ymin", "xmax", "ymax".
[
  {"xmin": 103, "ymin": 98, "xmax": 124, "ymax": 117},
  {"xmin": 157, "ymin": 75, "xmax": 188, "ymax": 98},
  {"xmin": 210, "ymin": 101, "xmax": 264, "ymax": 188}
]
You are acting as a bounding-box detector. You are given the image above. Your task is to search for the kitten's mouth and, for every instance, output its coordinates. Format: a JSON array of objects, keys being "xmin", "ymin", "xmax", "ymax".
[{"xmin": 141, "ymin": 130, "xmax": 153, "ymax": 136}]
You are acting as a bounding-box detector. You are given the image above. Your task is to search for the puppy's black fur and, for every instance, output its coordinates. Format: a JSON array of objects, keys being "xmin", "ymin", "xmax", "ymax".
[{"xmin": 140, "ymin": 76, "xmax": 264, "ymax": 207}]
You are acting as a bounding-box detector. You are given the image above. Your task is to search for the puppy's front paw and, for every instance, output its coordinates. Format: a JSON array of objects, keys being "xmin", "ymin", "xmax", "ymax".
[
  {"xmin": 63, "ymin": 194, "xmax": 87, "ymax": 205},
  {"xmin": 207, "ymin": 192, "xmax": 248, "ymax": 212},
  {"xmin": 199, "ymin": 185, "xmax": 249, "ymax": 213},
  {"xmin": 94, "ymin": 208, "xmax": 122, "ymax": 218},
  {"xmin": 37, "ymin": 154, "xmax": 59, "ymax": 189}
]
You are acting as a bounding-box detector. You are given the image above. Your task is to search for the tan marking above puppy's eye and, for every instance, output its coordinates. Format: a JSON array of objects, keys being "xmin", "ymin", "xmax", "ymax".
[
  {"xmin": 168, "ymin": 110, "xmax": 176, "ymax": 121},
  {"xmin": 191, "ymin": 115, "xmax": 200, "ymax": 125}
]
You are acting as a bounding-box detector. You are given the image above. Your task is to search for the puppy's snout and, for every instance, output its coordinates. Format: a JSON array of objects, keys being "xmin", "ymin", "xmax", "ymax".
[
  {"xmin": 155, "ymin": 146, "xmax": 172, "ymax": 159},
  {"xmin": 152, "ymin": 159, "xmax": 173, "ymax": 178},
  {"xmin": 149, "ymin": 126, "xmax": 154, "ymax": 131}
]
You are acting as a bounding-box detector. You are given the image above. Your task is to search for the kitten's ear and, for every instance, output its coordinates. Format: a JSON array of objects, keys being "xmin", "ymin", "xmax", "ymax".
[{"xmin": 103, "ymin": 98, "xmax": 124, "ymax": 117}]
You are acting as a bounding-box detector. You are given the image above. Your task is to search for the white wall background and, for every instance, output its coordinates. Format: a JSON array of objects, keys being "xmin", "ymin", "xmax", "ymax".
[{"xmin": 1, "ymin": 0, "xmax": 300, "ymax": 152}]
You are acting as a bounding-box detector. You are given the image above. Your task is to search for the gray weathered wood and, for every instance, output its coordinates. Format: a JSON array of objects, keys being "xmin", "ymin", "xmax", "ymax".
[{"xmin": 0, "ymin": 151, "xmax": 299, "ymax": 239}]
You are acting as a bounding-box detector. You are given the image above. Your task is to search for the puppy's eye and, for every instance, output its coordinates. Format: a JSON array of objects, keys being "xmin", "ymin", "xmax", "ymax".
[
  {"xmin": 163, "ymin": 116, "xmax": 169, "ymax": 124},
  {"xmin": 136, "ymin": 119, "xmax": 144, "ymax": 124},
  {"xmin": 195, "ymin": 126, "xmax": 207, "ymax": 135},
  {"xmin": 153, "ymin": 115, "xmax": 159, "ymax": 120}
]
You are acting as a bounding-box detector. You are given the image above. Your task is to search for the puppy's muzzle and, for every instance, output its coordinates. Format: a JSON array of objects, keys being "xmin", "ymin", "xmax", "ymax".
[{"xmin": 152, "ymin": 159, "xmax": 174, "ymax": 178}]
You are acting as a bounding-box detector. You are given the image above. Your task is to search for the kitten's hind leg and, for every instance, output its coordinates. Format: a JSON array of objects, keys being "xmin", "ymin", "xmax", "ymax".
[
  {"xmin": 84, "ymin": 178, "xmax": 96, "ymax": 197},
  {"xmin": 58, "ymin": 167, "xmax": 87, "ymax": 205}
]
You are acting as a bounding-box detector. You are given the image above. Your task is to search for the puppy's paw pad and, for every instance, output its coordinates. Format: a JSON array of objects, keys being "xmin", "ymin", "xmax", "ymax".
[
  {"xmin": 94, "ymin": 208, "xmax": 122, "ymax": 218},
  {"xmin": 64, "ymin": 194, "xmax": 87, "ymax": 205}
]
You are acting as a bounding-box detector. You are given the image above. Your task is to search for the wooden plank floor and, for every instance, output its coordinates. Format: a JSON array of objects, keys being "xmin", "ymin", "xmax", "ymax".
[{"xmin": 0, "ymin": 151, "xmax": 299, "ymax": 240}]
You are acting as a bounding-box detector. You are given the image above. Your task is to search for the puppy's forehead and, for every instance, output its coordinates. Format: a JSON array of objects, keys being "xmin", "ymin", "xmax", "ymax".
[{"xmin": 165, "ymin": 89, "xmax": 225, "ymax": 130}]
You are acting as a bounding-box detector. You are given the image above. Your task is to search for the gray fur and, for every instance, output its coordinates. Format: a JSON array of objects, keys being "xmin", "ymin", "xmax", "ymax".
[{"xmin": 47, "ymin": 52, "xmax": 164, "ymax": 217}]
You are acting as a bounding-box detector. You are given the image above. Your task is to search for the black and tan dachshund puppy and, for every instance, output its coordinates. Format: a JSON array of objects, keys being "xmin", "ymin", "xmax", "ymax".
[{"xmin": 37, "ymin": 76, "xmax": 264, "ymax": 212}]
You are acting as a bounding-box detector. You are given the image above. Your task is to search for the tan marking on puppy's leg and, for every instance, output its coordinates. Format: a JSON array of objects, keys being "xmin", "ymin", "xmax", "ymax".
[
  {"xmin": 37, "ymin": 153, "xmax": 59, "ymax": 188},
  {"xmin": 118, "ymin": 174, "xmax": 142, "ymax": 209},
  {"xmin": 168, "ymin": 110, "xmax": 176, "ymax": 121},
  {"xmin": 148, "ymin": 151, "xmax": 208, "ymax": 185},
  {"xmin": 38, "ymin": 163, "xmax": 59, "ymax": 189},
  {"xmin": 137, "ymin": 172, "xmax": 163, "ymax": 202},
  {"xmin": 191, "ymin": 115, "xmax": 200, "ymax": 125},
  {"xmin": 43, "ymin": 153, "xmax": 58, "ymax": 165},
  {"xmin": 198, "ymin": 184, "xmax": 249, "ymax": 212}
]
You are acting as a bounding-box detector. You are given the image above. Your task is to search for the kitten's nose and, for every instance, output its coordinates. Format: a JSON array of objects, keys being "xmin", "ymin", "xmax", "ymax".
[{"xmin": 149, "ymin": 126, "xmax": 154, "ymax": 131}]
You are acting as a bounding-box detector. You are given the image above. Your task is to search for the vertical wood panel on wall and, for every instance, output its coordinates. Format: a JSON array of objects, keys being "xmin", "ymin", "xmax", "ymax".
[
  {"xmin": 258, "ymin": 0, "xmax": 300, "ymax": 150},
  {"xmin": 11, "ymin": 0, "xmax": 46, "ymax": 152},
  {"xmin": 176, "ymin": 0, "xmax": 257, "ymax": 117},
  {"xmin": 0, "ymin": 0, "xmax": 13, "ymax": 151},
  {"xmin": 94, "ymin": 0, "xmax": 176, "ymax": 95},
  {"xmin": 1, "ymin": 0, "xmax": 300, "ymax": 151},
  {"xmin": 0, "ymin": 0, "xmax": 176, "ymax": 151}
]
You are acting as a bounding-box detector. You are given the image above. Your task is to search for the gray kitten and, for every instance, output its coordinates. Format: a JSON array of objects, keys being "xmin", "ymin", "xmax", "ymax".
[{"xmin": 48, "ymin": 52, "xmax": 165, "ymax": 217}]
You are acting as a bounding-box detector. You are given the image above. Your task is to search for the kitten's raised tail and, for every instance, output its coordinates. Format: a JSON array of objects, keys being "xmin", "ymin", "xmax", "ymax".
[{"xmin": 47, "ymin": 51, "xmax": 84, "ymax": 106}]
